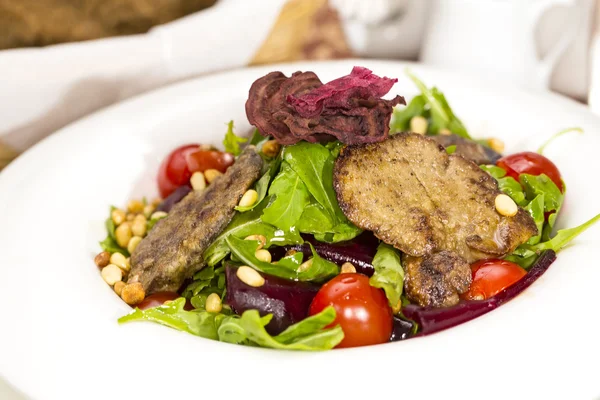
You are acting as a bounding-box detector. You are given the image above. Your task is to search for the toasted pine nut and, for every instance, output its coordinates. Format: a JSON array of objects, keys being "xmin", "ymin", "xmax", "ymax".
[
  {"xmin": 190, "ymin": 171, "xmax": 206, "ymax": 191},
  {"xmin": 94, "ymin": 251, "xmax": 110, "ymax": 268},
  {"xmin": 127, "ymin": 236, "xmax": 143, "ymax": 254},
  {"xmin": 262, "ymin": 140, "xmax": 281, "ymax": 158},
  {"xmin": 488, "ymin": 138, "xmax": 505, "ymax": 153},
  {"xmin": 255, "ymin": 249, "xmax": 272, "ymax": 263},
  {"xmin": 101, "ymin": 264, "xmax": 123, "ymax": 286},
  {"xmin": 439, "ymin": 128, "xmax": 452, "ymax": 135},
  {"xmin": 238, "ymin": 190, "xmax": 258, "ymax": 208},
  {"xmin": 410, "ymin": 116, "xmax": 428, "ymax": 135},
  {"xmin": 110, "ymin": 252, "xmax": 130, "ymax": 272},
  {"xmin": 143, "ymin": 204, "xmax": 155, "ymax": 218},
  {"xmin": 205, "ymin": 293, "xmax": 222, "ymax": 313},
  {"xmin": 111, "ymin": 209, "xmax": 126, "ymax": 226},
  {"xmin": 236, "ymin": 266, "xmax": 265, "ymax": 287},
  {"xmin": 151, "ymin": 211, "xmax": 168, "ymax": 220},
  {"xmin": 244, "ymin": 234, "xmax": 267, "ymax": 249},
  {"xmin": 204, "ymin": 169, "xmax": 223, "ymax": 184},
  {"xmin": 152, "ymin": 198, "xmax": 162, "ymax": 207},
  {"xmin": 495, "ymin": 194, "xmax": 518, "ymax": 217},
  {"xmin": 126, "ymin": 213, "xmax": 135, "ymax": 221},
  {"xmin": 114, "ymin": 281, "xmax": 126, "ymax": 296},
  {"xmin": 121, "ymin": 282, "xmax": 145, "ymax": 305},
  {"xmin": 131, "ymin": 214, "xmax": 147, "ymax": 237},
  {"xmin": 340, "ymin": 262, "xmax": 356, "ymax": 274},
  {"xmin": 115, "ymin": 222, "xmax": 132, "ymax": 248},
  {"xmin": 298, "ymin": 258, "xmax": 313, "ymax": 273},
  {"xmin": 285, "ymin": 249, "xmax": 297, "ymax": 257},
  {"xmin": 127, "ymin": 200, "xmax": 144, "ymax": 214}
]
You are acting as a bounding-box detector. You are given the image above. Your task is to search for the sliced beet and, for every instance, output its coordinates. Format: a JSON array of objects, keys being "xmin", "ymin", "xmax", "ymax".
[
  {"xmin": 156, "ymin": 185, "xmax": 192, "ymax": 213},
  {"xmin": 225, "ymin": 265, "xmax": 320, "ymax": 335},
  {"xmin": 401, "ymin": 250, "xmax": 556, "ymax": 338}
]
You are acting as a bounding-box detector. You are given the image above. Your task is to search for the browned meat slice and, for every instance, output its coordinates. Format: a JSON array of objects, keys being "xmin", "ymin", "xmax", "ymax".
[
  {"xmin": 333, "ymin": 133, "xmax": 537, "ymax": 307},
  {"xmin": 403, "ymin": 252, "xmax": 472, "ymax": 308},
  {"xmin": 128, "ymin": 146, "xmax": 263, "ymax": 295},
  {"xmin": 429, "ymin": 134, "xmax": 502, "ymax": 165}
]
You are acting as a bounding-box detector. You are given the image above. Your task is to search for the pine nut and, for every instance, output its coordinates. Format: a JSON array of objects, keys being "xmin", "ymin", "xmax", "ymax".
[
  {"xmin": 152, "ymin": 198, "xmax": 162, "ymax": 207},
  {"xmin": 262, "ymin": 140, "xmax": 281, "ymax": 158},
  {"xmin": 121, "ymin": 282, "xmax": 145, "ymax": 305},
  {"xmin": 244, "ymin": 234, "xmax": 267, "ymax": 249},
  {"xmin": 114, "ymin": 281, "xmax": 126, "ymax": 296},
  {"xmin": 101, "ymin": 264, "xmax": 123, "ymax": 286},
  {"xmin": 151, "ymin": 211, "xmax": 168, "ymax": 220},
  {"xmin": 127, "ymin": 200, "xmax": 144, "ymax": 214},
  {"xmin": 127, "ymin": 236, "xmax": 143, "ymax": 254},
  {"xmin": 126, "ymin": 213, "xmax": 135, "ymax": 221},
  {"xmin": 298, "ymin": 258, "xmax": 313, "ymax": 273},
  {"xmin": 131, "ymin": 214, "xmax": 147, "ymax": 237},
  {"xmin": 255, "ymin": 249, "xmax": 272, "ymax": 263},
  {"xmin": 236, "ymin": 266, "xmax": 265, "ymax": 287},
  {"xmin": 111, "ymin": 209, "xmax": 126, "ymax": 226},
  {"xmin": 439, "ymin": 128, "xmax": 452, "ymax": 135},
  {"xmin": 110, "ymin": 252, "xmax": 130, "ymax": 272},
  {"xmin": 285, "ymin": 249, "xmax": 297, "ymax": 257},
  {"xmin": 205, "ymin": 293, "xmax": 222, "ymax": 313},
  {"xmin": 115, "ymin": 222, "xmax": 132, "ymax": 248},
  {"xmin": 204, "ymin": 169, "xmax": 223, "ymax": 184},
  {"xmin": 143, "ymin": 204, "xmax": 155, "ymax": 218},
  {"xmin": 488, "ymin": 138, "xmax": 505, "ymax": 153},
  {"xmin": 410, "ymin": 116, "xmax": 428, "ymax": 135},
  {"xmin": 94, "ymin": 251, "xmax": 110, "ymax": 268},
  {"xmin": 190, "ymin": 171, "xmax": 206, "ymax": 191},
  {"xmin": 495, "ymin": 194, "xmax": 518, "ymax": 217},
  {"xmin": 340, "ymin": 262, "xmax": 356, "ymax": 274},
  {"xmin": 238, "ymin": 190, "xmax": 258, "ymax": 208}
]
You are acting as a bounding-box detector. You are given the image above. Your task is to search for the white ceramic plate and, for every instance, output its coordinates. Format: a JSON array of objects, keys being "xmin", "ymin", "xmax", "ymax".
[{"xmin": 1, "ymin": 60, "xmax": 599, "ymax": 400}]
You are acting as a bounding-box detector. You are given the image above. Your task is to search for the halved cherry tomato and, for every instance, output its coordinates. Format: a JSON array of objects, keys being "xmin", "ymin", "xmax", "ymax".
[
  {"xmin": 309, "ymin": 273, "xmax": 392, "ymax": 348},
  {"xmin": 137, "ymin": 292, "xmax": 193, "ymax": 310},
  {"xmin": 462, "ymin": 259, "xmax": 527, "ymax": 301},
  {"xmin": 186, "ymin": 150, "xmax": 234, "ymax": 174},
  {"xmin": 497, "ymin": 151, "xmax": 563, "ymax": 191},
  {"xmin": 157, "ymin": 144, "xmax": 198, "ymax": 198}
]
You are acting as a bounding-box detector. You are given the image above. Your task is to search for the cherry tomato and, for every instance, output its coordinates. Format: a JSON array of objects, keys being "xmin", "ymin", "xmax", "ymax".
[
  {"xmin": 136, "ymin": 292, "xmax": 194, "ymax": 311},
  {"xmin": 157, "ymin": 144, "xmax": 198, "ymax": 198},
  {"xmin": 462, "ymin": 259, "xmax": 527, "ymax": 301},
  {"xmin": 186, "ymin": 150, "xmax": 234, "ymax": 174},
  {"xmin": 309, "ymin": 273, "xmax": 392, "ymax": 348},
  {"xmin": 497, "ymin": 151, "xmax": 563, "ymax": 191}
]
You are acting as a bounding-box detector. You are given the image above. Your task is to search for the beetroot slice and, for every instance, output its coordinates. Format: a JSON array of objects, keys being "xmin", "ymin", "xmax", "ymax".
[
  {"xmin": 401, "ymin": 250, "xmax": 557, "ymax": 338},
  {"xmin": 287, "ymin": 66, "xmax": 398, "ymax": 118},
  {"xmin": 225, "ymin": 265, "xmax": 320, "ymax": 335}
]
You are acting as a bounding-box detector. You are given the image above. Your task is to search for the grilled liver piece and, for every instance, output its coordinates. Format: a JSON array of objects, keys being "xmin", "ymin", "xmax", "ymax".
[
  {"xmin": 129, "ymin": 146, "xmax": 263, "ymax": 294},
  {"xmin": 429, "ymin": 133, "xmax": 502, "ymax": 165},
  {"xmin": 334, "ymin": 133, "xmax": 537, "ymax": 307}
]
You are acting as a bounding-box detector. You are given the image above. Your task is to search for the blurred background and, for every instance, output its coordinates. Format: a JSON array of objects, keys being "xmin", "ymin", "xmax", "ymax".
[{"xmin": 0, "ymin": 0, "xmax": 598, "ymax": 171}]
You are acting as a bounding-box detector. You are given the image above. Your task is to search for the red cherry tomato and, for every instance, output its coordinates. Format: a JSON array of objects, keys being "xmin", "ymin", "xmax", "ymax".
[
  {"xmin": 186, "ymin": 150, "xmax": 234, "ymax": 174},
  {"xmin": 157, "ymin": 144, "xmax": 198, "ymax": 198},
  {"xmin": 309, "ymin": 273, "xmax": 392, "ymax": 348},
  {"xmin": 497, "ymin": 151, "xmax": 563, "ymax": 191},
  {"xmin": 462, "ymin": 259, "xmax": 527, "ymax": 301},
  {"xmin": 137, "ymin": 292, "xmax": 193, "ymax": 310}
]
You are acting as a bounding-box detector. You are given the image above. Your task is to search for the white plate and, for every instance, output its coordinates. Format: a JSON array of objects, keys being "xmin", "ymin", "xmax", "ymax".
[{"xmin": 0, "ymin": 60, "xmax": 599, "ymax": 400}]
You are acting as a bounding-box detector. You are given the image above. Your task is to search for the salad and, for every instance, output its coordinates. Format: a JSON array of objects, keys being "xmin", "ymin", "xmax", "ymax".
[{"xmin": 94, "ymin": 66, "xmax": 599, "ymax": 350}]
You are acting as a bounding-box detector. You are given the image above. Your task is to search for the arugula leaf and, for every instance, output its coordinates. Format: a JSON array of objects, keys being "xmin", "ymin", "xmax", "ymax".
[
  {"xmin": 480, "ymin": 165, "xmax": 507, "ymax": 179},
  {"xmin": 537, "ymin": 127, "xmax": 583, "ymax": 155},
  {"xmin": 529, "ymin": 213, "xmax": 600, "ymax": 252},
  {"xmin": 219, "ymin": 308, "xmax": 343, "ymax": 350},
  {"xmin": 203, "ymin": 199, "xmax": 302, "ymax": 267},
  {"xmin": 99, "ymin": 206, "xmax": 129, "ymax": 256},
  {"xmin": 497, "ymin": 176, "xmax": 527, "ymax": 206},
  {"xmin": 225, "ymin": 236, "xmax": 337, "ymax": 281},
  {"xmin": 146, "ymin": 211, "xmax": 167, "ymax": 231},
  {"xmin": 405, "ymin": 70, "xmax": 470, "ymax": 138},
  {"xmin": 523, "ymin": 194, "xmax": 545, "ymax": 245},
  {"xmin": 370, "ymin": 243, "xmax": 404, "ymax": 307},
  {"xmin": 181, "ymin": 265, "xmax": 227, "ymax": 304},
  {"xmin": 389, "ymin": 95, "xmax": 427, "ymax": 134},
  {"xmin": 235, "ymin": 155, "xmax": 281, "ymax": 213},
  {"xmin": 519, "ymin": 174, "xmax": 563, "ymax": 212},
  {"xmin": 324, "ymin": 141, "xmax": 344, "ymax": 158},
  {"xmin": 118, "ymin": 298, "xmax": 222, "ymax": 339},
  {"xmin": 261, "ymin": 162, "xmax": 310, "ymax": 230},
  {"xmin": 222, "ymin": 120, "xmax": 247, "ymax": 156},
  {"xmin": 249, "ymin": 129, "xmax": 269, "ymax": 147},
  {"xmin": 445, "ymin": 145, "xmax": 457, "ymax": 155},
  {"xmin": 297, "ymin": 203, "xmax": 334, "ymax": 233}
]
